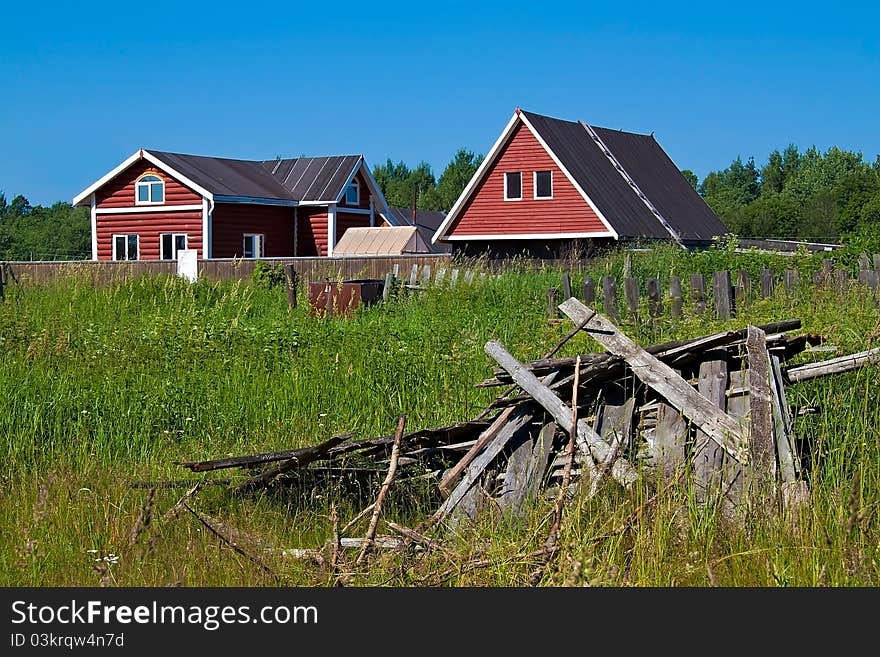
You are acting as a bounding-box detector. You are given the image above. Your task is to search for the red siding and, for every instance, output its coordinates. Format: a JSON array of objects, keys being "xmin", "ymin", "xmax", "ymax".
[
  {"xmin": 448, "ymin": 120, "xmax": 607, "ymax": 236},
  {"xmin": 96, "ymin": 211, "xmax": 203, "ymax": 260},
  {"xmin": 338, "ymin": 169, "xmax": 373, "ymax": 211},
  {"xmin": 96, "ymin": 159, "xmax": 201, "ymax": 208},
  {"xmin": 211, "ymin": 204, "xmax": 295, "ymax": 258},
  {"xmin": 336, "ymin": 212, "xmax": 371, "ymax": 243},
  {"xmin": 297, "ymin": 209, "xmax": 328, "ymax": 256}
]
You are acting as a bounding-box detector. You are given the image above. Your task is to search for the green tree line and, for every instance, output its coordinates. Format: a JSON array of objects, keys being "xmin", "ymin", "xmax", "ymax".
[
  {"xmin": 0, "ymin": 194, "xmax": 90, "ymax": 260},
  {"xmin": 683, "ymin": 144, "xmax": 880, "ymax": 244}
]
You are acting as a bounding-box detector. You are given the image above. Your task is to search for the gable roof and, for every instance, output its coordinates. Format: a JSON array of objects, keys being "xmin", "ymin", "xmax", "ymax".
[
  {"xmin": 383, "ymin": 207, "xmax": 451, "ymax": 253},
  {"xmin": 333, "ymin": 226, "xmax": 430, "ymax": 255},
  {"xmin": 73, "ymin": 150, "xmax": 394, "ymax": 215},
  {"xmin": 433, "ymin": 109, "xmax": 727, "ymax": 244}
]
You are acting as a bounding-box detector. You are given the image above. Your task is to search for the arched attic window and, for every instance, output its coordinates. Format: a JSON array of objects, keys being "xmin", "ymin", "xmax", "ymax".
[{"xmin": 136, "ymin": 174, "xmax": 165, "ymax": 204}]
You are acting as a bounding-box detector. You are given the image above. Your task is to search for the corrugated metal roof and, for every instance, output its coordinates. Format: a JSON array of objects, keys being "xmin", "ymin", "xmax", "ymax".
[
  {"xmin": 519, "ymin": 111, "xmax": 727, "ymax": 242},
  {"xmin": 147, "ymin": 151, "xmax": 362, "ymax": 203},
  {"xmin": 334, "ymin": 226, "xmax": 429, "ymax": 255}
]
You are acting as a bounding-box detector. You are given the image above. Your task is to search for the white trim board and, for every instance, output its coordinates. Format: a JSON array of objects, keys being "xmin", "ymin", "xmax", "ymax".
[
  {"xmin": 445, "ymin": 231, "xmax": 615, "ymax": 241},
  {"xmin": 90, "ymin": 194, "xmax": 98, "ymax": 260},
  {"xmin": 96, "ymin": 204, "xmax": 204, "ymax": 214}
]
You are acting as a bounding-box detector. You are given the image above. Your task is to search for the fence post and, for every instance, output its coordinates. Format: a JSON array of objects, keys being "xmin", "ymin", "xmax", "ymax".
[
  {"xmin": 582, "ymin": 277, "xmax": 595, "ymax": 305},
  {"xmin": 647, "ymin": 278, "xmax": 662, "ymax": 320},
  {"xmin": 561, "ymin": 271, "xmax": 572, "ymax": 300},
  {"xmin": 421, "ymin": 265, "xmax": 431, "ymax": 287},
  {"xmin": 713, "ymin": 270, "xmax": 733, "ymax": 319},
  {"xmin": 873, "ymin": 254, "xmax": 880, "ymax": 275},
  {"xmin": 624, "ymin": 277, "xmax": 640, "ymax": 323},
  {"xmin": 383, "ymin": 272, "xmax": 393, "ymax": 301},
  {"xmin": 784, "ymin": 269, "xmax": 799, "ymax": 295},
  {"xmin": 435, "ymin": 268, "xmax": 447, "ymax": 286},
  {"xmin": 602, "ymin": 275, "xmax": 618, "ymax": 322},
  {"xmin": 285, "ymin": 265, "xmax": 298, "ymax": 310},
  {"xmin": 547, "ymin": 287, "xmax": 559, "ymax": 321},
  {"xmin": 821, "ymin": 259, "xmax": 834, "ymax": 287},
  {"xmin": 450, "ymin": 268, "xmax": 460, "ymax": 285},
  {"xmin": 858, "ymin": 253, "xmax": 871, "ymax": 274},
  {"xmin": 760, "ymin": 269, "xmax": 775, "ymax": 298},
  {"xmin": 409, "ymin": 264, "xmax": 419, "ymax": 288},
  {"xmin": 735, "ymin": 270, "xmax": 750, "ymax": 307},
  {"xmin": 669, "ymin": 276, "xmax": 683, "ymax": 320},
  {"xmin": 690, "ymin": 273, "xmax": 706, "ymax": 315},
  {"xmin": 834, "ymin": 268, "xmax": 848, "ymax": 293}
]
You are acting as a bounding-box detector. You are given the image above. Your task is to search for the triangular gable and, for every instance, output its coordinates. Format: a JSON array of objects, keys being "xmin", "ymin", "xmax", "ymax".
[{"xmin": 432, "ymin": 110, "xmax": 618, "ymax": 243}]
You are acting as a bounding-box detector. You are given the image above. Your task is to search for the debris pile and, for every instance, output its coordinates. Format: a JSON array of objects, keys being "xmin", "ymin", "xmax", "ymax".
[{"xmin": 177, "ymin": 299, "xmax": 880, "ymax": 532}]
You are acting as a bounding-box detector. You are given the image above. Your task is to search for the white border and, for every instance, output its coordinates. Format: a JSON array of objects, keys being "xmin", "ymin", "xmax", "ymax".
[
  {"xmin": 503, "ymin": 171, "xmax": 523, "ymax": 201},
  {"xmin": 111, "ymin": 233, "xmax": 139, "ymax": 261},
  {"xmin": 159, "ymin": 233, "xmax": 188, "ymax": 260},
  {"xmin": 96, "ymin": 204, "xmax": 203, "ymax": 214},
  {"xmin": 327, "ymin": 204, "xmax": 337, "ymax": 257},
  {"xmin": 444, "ymin": 231, "xmax": 615, "ymax": 241},
  {"xmin": 90, "ymin": 194, "xmax": 97, "ymax": 260},
  {"xmin": 135, "ymin": 174, "xmax": 165, "ymax": 205},
  {"xmin": 242, "ymin": 233, "xmax": 264, "ymax": 259},
  {"xmin": 533, "ymin": 170, "xmax": 553, "ymax": 200}
]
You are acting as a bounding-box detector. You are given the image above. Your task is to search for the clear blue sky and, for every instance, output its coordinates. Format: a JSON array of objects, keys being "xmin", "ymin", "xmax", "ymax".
[{"xmin": 2, "ymin": 1, "xmax": 878, "ymax": 205}]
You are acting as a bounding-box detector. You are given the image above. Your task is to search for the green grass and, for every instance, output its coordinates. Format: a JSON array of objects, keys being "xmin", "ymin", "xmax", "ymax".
[{"xmin": 1, "ymin": 246, "xmax": 878, "ymax": 586}]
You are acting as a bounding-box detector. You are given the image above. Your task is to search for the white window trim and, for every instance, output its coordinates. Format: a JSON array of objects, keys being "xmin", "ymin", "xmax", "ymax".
[
  {"xmin": 243, "ymin": 233, "xmax": 265, "ymax": 259},
  {"xmin": 135, "ymin": 175, "xmax": 165, "ymax": 206},
  {"xmin": 111, "ymin": 233, "xmax": 139, "ymax": 261},
  {"xmin": 160, "ymin": 232, "xmax": 188, "ymax": 261},
  {"xmin": 534, "ymin": 170, "xmax": 553, "ymax": 200},
  {"xmin": 345, "ymin": 179, "xmax": 360, "ymax": 206},
  {"xmin": 503, "ymin": 171, "xmax": 523, "ymax": 201}
]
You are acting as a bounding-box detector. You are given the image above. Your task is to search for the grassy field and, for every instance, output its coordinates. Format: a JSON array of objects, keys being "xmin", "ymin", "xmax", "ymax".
[{"xmin": 2, "ymin": 245, "xmax": 879, "ymax": 586}]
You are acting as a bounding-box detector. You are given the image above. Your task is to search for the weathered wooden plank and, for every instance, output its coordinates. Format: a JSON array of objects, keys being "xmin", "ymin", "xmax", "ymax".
[
  {"xmin": 521, "ymin": 422, "xmax": 556, "ymax": 507},
  {"xmin": 583, "ymin": 277, "xmax": 596, "ymax": 305},
  {"xmin": 383, "ymin": 272, "xmax": 393, "ymax": 301},
  {"xmin": 484, "ymin": 340, "xmax": 639, "ymax": 487},
  {"xmin": 557, "ymin": 298, "xmax": 749, "ymax": 464},
  {"xmin": 497, "ymin": 431, "xmax": 535, "ymax": 513},
  {"xmin": 602, "ymin": 276, "xmax": 618, "ymax": 321},
  {"xmin": 693, "ymin": 359, "xmax": 729, "ymax": 498},
  {"xmin": 858, "ymin": 253, "xmax": 871, "ymax": 272},
  {"xmin": 736, "ymin": 270, "xmax": 750, "ymax": 306},
  {"xmin": 760, "ymin": 269, "xmax": 775, "ymax": 297},
  {"xmin": 784, "ymin": 269, "xmax": 799, "ymax": 295},
  {"xmin": 723, "ymin": 369, "xmax": 749, "ymax": 505},
  {"xmin": 690, "ymin": 273, "xmax": 706, "ymax": 314},
  {"xmin": 624, "ymin": 277, "xmax": 640, "ymax": 323},
  {"xmin": 409, "ymin": 264, "xmax": 419, "ymax": 287},
  {"xmin": 421, "ymin": 265, "xmax": 431, "ymax": 287},
  {"xmin": 785, "ymin": 347, "xmax": 880, "ymax": 382},
  {"xmin": 669, "ymin": 275, "xmax": 683, "ymax": 319},
  {"xmin": 596, "ymin": 398, "xmax": 636, "ymax": 452},
  {"xmin": 234, "ymin": 435, "xmax": 353, "ymax": 492},
  {"xmin": 653, "ymin": 401, "xmax": 687, "ymax": 478},
  {"xmin": 769, "ymin": 355, "xmax": 798, "ymax": 482},
  {"xmin": 747, "ymin": 325, "xmax": 777, "ymax": 491},
  {"xmin": 450, "ymin": 268, "xmax": 460, "ymax": 285},
  {"xmin": 435, "ymin": 268, "xmax": 447, "ymax": 285},
  {"xmin": 464, "ymin": 270, "xmax": 475, "ymax": 285},
  {"xmin": 713, "ymin": 270, "xmax": 733, "ymax": 319},
  {"xmin": 433, "ymin": 408, "xmax": 534, "ymax": 522},
  {"xmin": 874, "ymin": 253, "xmax": 880, "ymax": 275},
  {"xmin": 647, "ymin": 278, "xmax": 662, "ymax": 319},
  {"xmin": 180, "ymin": 434, "xmax": 353, "ymax": 472},
  {"xmin": 437, "ymin": 408, "xmax": 515, "ymax": 496}
]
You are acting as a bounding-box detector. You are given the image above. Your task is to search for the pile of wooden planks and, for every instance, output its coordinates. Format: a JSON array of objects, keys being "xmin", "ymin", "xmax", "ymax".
[{"xmin": 177, "ymin": 299, "xmax": 880, "ymax": 525}]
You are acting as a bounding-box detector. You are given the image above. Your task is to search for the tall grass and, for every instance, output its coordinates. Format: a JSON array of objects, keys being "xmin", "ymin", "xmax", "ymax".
[{"xmin": 1, "ymin": 247, "xmax": 878, "ymax": 586}]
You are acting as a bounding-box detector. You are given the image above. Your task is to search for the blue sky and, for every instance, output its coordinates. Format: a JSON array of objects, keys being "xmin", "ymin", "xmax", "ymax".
[{"xmin": 2, "ymin": 1, "xmax": 878, "ymax": 205}]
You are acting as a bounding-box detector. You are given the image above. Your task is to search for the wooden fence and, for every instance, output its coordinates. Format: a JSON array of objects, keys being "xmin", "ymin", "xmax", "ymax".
[
  {"xmin": 547, "ymin": 255, "xmax": 880, "ymax": 323},
  {"xmin": 1, "ymin": 254, "xmax": 451, "ymax": 287}
]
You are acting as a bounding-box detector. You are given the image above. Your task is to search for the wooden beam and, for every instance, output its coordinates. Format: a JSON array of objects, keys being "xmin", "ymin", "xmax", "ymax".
[
  {"xmin": 746, "ymin": 325, "xmax": 776, "ymax": 490},
  {"xmin": 784, "ymin": 347, "xmax": 880, "ymax": 383},
  {"xmin": 438, "ymin": 406, "xmax": 515, "ymax": 496},
  {"xmin": 693, "ymin": 359, "xmax": 728, "ymax": 498},
  {"xmin": 557, "ymin": 298, "xmax": 749, "ymax": 464}
]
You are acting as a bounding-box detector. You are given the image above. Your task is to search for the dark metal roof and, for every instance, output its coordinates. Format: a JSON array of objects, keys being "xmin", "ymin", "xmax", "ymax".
[
  {"xmin": 147, "ymin": 150, "xmax": 361, "ymax": 203},
  {"xmin": 519, "ymin": 110, "xmax": 727, "ymax": 241},
  {"xmin": 260, "ymin": 156, "xmax": 361, "ymax": 202}
]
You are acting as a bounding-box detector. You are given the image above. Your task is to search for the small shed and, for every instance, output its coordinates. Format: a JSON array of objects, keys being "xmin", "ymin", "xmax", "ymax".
[{"xmin": 333, "ymin": 226, "xmax": 431, "ymax": 255}]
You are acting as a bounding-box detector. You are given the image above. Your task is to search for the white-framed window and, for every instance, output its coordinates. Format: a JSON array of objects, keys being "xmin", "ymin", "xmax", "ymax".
[
  {"xmin": 112, "ymin": 234, "xmax": 139, "ymax": 261},
  {"xmin": 503, "ymin": 172, "xmax": 522, "ymax": 201},
  {"xmin": 345, "ymin": 179, "xmax": 360, "ymax": 205},
  {"xmin": 160, "ymin": 233, "xmax": 188, "ymax": 261},
  {"xmin": 243, "ymin": 233, "xmax": 264, "ymax": 259},
  {"xmin": 534, "ymin": 170, "xmax": 553, "ymax": 199},
  {"xmin": 136, "ymin": 174, "xmax": 165, "ymax": 204}
]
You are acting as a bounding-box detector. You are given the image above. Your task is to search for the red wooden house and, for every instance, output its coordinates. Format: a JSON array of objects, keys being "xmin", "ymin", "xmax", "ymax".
[
  {"xmin": 73, "ymin": 149, "xmax": 397, "ymax": 260},
  {"xmin": 432, "ymin": 109, "xmax": 728, "ymax": 256}
]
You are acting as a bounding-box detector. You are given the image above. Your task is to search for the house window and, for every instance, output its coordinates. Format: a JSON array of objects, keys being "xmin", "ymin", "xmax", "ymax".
[
  {"xmin": 504, "ymin": 172, "xmax": 522, "ymax": 201},
  {"xmin": 534, "ymin": 171, "xmax": 553, "ymax": 199},
  {"xmin": 160, "ymin": 233, "xmax": 188, "ymax": 260},
  {"xmin": 345, "ymin": 179, "xmax": 360, "ymax": 205},
  {"xmin": 243, "ymin": 233, "xmax": 264, "ymax": 259},
  {"xmin": 112, "ymin": 234, "xmax": 139, "ymax": 261},
  {"xmin": 136, "ymin": 174, "xmax": 164, "ymax": 204}
]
